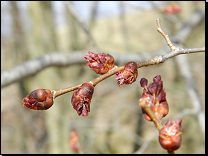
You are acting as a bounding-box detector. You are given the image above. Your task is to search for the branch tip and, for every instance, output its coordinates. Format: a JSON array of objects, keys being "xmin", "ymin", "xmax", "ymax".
[
  {"xmin": 156, "ymin": 18, "xmax": 161, "ymax": 29},
  {"xmin": 156, "ymin": 19, "xmax": 177, "ymax": 51}
]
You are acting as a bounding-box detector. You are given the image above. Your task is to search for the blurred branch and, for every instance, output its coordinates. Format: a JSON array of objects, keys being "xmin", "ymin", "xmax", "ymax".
[
  {"xmin": 89, "ymin": 1, "xmax": 98, "ymax": 30},
  {"xmin": 64, "ymin": 2, "xmax": 98, "ymax": 51},
  {"xmin": 170, "ymin": 9, "xmax": 205, "ymax": 43},
  {"xmin": 1, "ymin": 52, "xmax": 84, "ymax": 88},
  {"xmin": 134, "ymin": 130, "xmax": 158, "ymax": 154},
  {"xmin": 175, "ymin": 53, "xmax": 205, "ymax": 135},
  {"xmin": 1, "ymin": 47, "xmax": 204, "ymax": 90},
  {"xmin": 0, "ymin": 50, "xmax": 176, "ymax": 88},
  {"xmin": 118, "ymin": 1, "xmax": 130, "ymax": 51}
]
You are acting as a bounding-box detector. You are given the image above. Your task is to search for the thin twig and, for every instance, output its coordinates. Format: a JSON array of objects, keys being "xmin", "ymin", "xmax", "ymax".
[
  {"xmin": 156, "ymin": 18, "xmax": 177, "ymax": 51},
  {"xmin": 53, "ymin": 65, "xmax": 124, "ymax": 98},
  {"xmin": 91, "ymin": 65, "xmax": 124, "ymax": 86},
  {"xmin": 53, "ymin": 84, "xmax": 82, "ymax": 98}
]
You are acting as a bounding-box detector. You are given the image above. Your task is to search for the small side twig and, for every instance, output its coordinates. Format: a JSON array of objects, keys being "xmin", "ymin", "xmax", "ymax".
[{"xmin": 156, "ymin": 19, "xmax": 177, "ymax": 51}]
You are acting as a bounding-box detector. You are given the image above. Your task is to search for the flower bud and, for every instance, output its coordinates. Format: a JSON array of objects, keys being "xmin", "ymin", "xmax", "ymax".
[
  {"xmin": 161, "ymin": 3, "xmax": 182, "ymax": 14},
  {"xmin": 84, "ymin": 51, "xmax": 114, "ymax": 74},
  {"xmin": 153, "ymin": 75, "xmax": 161, "ymax": 84},
  {"xmin": 140, "ymin": 78, "xmax": 148, "ymax": 88},
  {"xmin": 159, "ymin": 119, "xmax": 182, "ymax": 151},
  {"xmin": 22, "ymin": 89, "xmax": 54, "ymax": 110},
  {"xmin": 116, "ymin": 61, "xmax": 138, "ymax": 86},
  {"xmin": 147, "ymin": 82, "xmax": 158, "ymax": 95},
  {"xmin": 71, "ymin": 82, "xmax": 94, "ymax": 116},
  {"xmin": 69, "ymin": 130, "xmax": 79, "ymax": 153},
  {"xmin": 139, "ymin": 75, "xmax": 169, "ymax": 121}
]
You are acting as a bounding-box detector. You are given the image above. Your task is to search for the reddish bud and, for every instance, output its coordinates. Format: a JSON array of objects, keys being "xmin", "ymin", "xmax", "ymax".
[
  {"xmin": 22, "ymin": 89, "xmax": 54, "ymax": 110},
  {"xmin": 69, "ymin": 130, "xmax": 79, "ymax": 153},
  {"xmin": 71, "ymin": 82, "xmax": 94, "ymax": 116},
  {"xmin": 157, "ymin": 81, "xmax": 163, "ymax": 94},
  {"xmin": 161, "ymin": 3, "xmax": 182, "ymax": 14},
  {"xmin": 139, "ymin": 75, "xmax": 169, "ymax": 121},
  {"xmin": 157, "ymin": 90, "xmax": 166, "ymax": 103},
  {"xmin": 84, "ymin": 51, "xmax": 114, "ymax": 74},
  {"xmin": 153, "ymin": 75, "xmax": 161, "ymax": 84},
  {"xmin": 140, "ymin": 78, "xmax": 148, "ymax": 88},
  {"xmin": 159, "ymin": 119, "xmax": 182, "ymax": 151},
  {"xmin": 116, "ymin": 61, "xmax": 138, "ymax": 86},
  {"xmin": 147, "ymin": 82, "xmax": 158, "ymax": 95}
]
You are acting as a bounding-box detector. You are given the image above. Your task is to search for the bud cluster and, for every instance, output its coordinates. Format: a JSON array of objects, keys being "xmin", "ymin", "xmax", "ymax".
[
  {"xmin": 84, "ymin": 51, "xmax": 114, "ymax": 74},
  {"xmin": 139, "ymin": 75, "xmax": 183, "ymax": 152},
  {"xmin": 139, "ymin": 75, "xmax": 169, "ymax": 121},
  {"xmin": 22, "ymin": 89, "xmax": 54, "ymax": 110}
]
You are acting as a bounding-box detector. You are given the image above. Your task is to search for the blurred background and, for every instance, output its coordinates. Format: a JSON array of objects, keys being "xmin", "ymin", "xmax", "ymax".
[{"xmin": 1, "ymin": 1, "xmax": 205, "ymax": 154}]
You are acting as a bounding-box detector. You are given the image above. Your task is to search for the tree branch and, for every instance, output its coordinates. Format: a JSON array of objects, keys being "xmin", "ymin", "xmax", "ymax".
[{"xmin": 52, "ymin": 46, "xmax": 204, "ymax": 98}]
